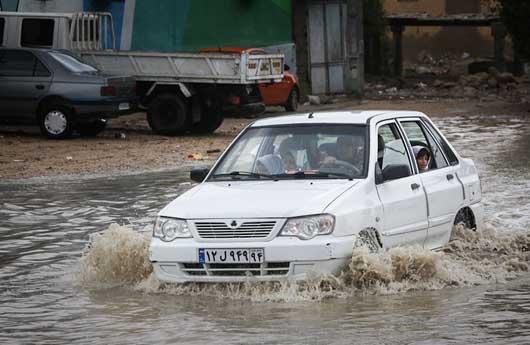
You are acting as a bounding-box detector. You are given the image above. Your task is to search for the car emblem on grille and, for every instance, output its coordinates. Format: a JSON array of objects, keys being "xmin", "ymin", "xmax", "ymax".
[{"xmin": 229, "ymin": 220, "xmax": 238, "ymax": 229}]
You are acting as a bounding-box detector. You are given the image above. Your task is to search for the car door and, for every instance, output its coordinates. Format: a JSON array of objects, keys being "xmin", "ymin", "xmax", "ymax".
[
  {"xmin": 375, "ymin": 120, "xmax": 428, "ymax": 249},
  {"xmin": 0, "ymin": 50, "xmax": 52, "ymax": 122},
  {"xmin": 399, "ymin": 118, "xmax": 465, "ymax": 250}
]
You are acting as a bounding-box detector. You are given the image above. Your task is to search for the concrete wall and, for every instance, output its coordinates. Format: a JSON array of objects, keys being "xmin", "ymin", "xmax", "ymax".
[
  {"xmin": 17, "ymin": 0, "xmax": 82, "ymax": 12},
  {"xmin": 385, "ymin": 0, "xmax": 497, "ymax": 61}
]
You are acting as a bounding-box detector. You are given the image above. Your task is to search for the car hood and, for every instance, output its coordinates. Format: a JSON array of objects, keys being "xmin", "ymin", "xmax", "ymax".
[{"xmin": 159, "ymin": 180, "xmax": 359, "ymax": 219}]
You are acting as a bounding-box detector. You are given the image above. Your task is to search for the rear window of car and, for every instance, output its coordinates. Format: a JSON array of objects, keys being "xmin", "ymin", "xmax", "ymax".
[
  {"xmin": 49, "ymin": 51, "xmax": 98, "ymax": 73},
  {"xmin": 21, "ymin": 18, "xmax": 54, "ymax": 47},
  {"xmin": 0, "ymin": 18, "xmax": 5, "ymax": 46}
]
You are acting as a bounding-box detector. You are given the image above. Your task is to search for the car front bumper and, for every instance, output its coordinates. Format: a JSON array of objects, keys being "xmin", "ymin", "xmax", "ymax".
[{"xmin": 149, "ymin": 235, "xmax": 355, "ymax": 283}]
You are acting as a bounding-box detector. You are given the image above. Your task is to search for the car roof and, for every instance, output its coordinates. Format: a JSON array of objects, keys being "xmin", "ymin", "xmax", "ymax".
[
  {"xmin": 250, "ymin": 110, "xmax": 427, "ymax": 127},
  {"xmin": 0, "ymin": 11, "xmax": 77, "ymax": 18},
  {"xmin": 0, "ymin": 47, "xmax": 66, "ymax": 54}
]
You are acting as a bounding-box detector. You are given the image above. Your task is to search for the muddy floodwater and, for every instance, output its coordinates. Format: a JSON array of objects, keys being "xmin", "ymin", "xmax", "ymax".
[{"xmin": 1, "ymin": 114, "xmax": 530, "ymax": 345}]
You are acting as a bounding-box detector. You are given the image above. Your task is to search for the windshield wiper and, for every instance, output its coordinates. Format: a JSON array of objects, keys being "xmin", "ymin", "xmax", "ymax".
[
  {"xmin": 211, "ymin": 171, "xmax": 276, "ymax": 180},
  {"xmin": 273, "ymin": 171, "xmax": 354, "ymax": 180}
]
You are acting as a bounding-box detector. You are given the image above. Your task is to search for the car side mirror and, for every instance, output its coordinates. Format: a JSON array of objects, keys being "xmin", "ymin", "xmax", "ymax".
[
  {"xmin": 190, "ymin": 167, "xmax": 210, "ymax": 182},
  {"xmin": 284, "ymin": 64, "xmax": 290, "ymax": 71},
  {"xmin": 382, "ymin": 164, "xmax": 411, "ymax": 182}
]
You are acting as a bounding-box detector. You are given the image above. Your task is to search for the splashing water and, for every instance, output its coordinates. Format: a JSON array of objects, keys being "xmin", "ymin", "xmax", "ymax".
[
  {"xmin": 78, "ymin": 224, "xmax": 153, "ymax": 285},
  {"xmin": 78, "ymin": 224, "xmax": 530, "ymax": 302}
]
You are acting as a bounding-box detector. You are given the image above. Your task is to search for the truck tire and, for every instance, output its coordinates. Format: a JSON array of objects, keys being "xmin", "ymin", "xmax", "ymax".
[
  {"xmin": 284, "ymin": 88, "xmax": 298, "ymax": 112},
  {"xmin": 38, "ymin": 103, "xmax": 75, "ymax": 139},
  {"xmin": 191, "ymin": 104, "xmax": 224, "ymax": 134},
  {"xmin": 77, "ymin": 119, "xmax": 107, "ymax": 137},
  {"xmin": 147, "ymin": 93, "xmax": 189, "ymax": 135}
]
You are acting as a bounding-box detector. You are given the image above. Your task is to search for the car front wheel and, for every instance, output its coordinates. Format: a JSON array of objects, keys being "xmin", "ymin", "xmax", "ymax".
[
  {"xmin": 354, "ymin": 228, "xmax": 382, "ymax": 253},
  {"xmin": 39, "ymin": 104, "xmax": 74, "ymax": 139}
]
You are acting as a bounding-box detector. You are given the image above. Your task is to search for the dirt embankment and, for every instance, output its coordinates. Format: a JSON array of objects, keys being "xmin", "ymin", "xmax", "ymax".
[{"xmin": 1, "ymin": 99, "xmax": 529, "ymax": 182}]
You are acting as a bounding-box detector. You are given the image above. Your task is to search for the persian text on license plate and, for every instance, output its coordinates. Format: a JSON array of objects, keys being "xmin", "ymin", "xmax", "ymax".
[{"xmin": 198, "ymin": 248, "xmax": 264, "ymax": 264}]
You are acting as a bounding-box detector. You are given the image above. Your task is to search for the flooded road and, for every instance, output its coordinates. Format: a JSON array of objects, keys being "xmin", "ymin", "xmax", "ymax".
[{"xmin": 1, "ymin": 114, "xmax": 530, "ymax": 344}]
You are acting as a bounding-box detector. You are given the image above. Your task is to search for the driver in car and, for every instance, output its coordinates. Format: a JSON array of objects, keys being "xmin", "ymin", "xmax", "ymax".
[
  {"xmin": 320, "ymin": 136, "xmax": 364, "ymax": 175},
  {"xmin": 278, "ymin": 138, "xmax": 298, "ymax": 172}
]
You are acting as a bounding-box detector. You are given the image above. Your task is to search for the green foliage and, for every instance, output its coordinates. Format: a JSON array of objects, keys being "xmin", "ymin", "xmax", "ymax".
[
  {"xmin": 363, "ymin": 0, "xmax": 390, "ymax": 75},
  {"xmin": 498, "ymin": 0, "xmax": 530, "ymax": 59}
]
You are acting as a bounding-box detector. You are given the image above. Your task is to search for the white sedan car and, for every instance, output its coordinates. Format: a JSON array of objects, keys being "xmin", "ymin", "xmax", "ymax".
[{"xmin": 149, "ymin": 111, "xmax": 483, "ymax": 283}]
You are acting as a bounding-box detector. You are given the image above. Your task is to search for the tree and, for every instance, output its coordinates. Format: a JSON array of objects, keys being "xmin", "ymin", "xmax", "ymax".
[{"xmin": 498, "ymin": 0, "xmax": 530, "ymax": 60}]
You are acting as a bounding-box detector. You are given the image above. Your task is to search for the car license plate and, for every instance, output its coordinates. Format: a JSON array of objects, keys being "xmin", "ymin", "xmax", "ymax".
[
  {"xmin": 198, "ymin": 248, "xmax": 264, "ymax": 264},
  {"xmin": 118, "ymin": 102, "xmax": 130, "ymax": 110}
]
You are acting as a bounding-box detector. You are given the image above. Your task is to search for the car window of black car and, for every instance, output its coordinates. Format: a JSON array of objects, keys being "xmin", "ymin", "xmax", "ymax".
[
  {"xmin": 0, "ymin": 50, "xmax": 50, "ymax": 77},
  {"xmin": 0, "ymin": 18, "xmax": 5, "ymax": 46},
  {"xmin": 33, "ymin": 57, "xmax": 51, "ymax": 77},
  {"xmin": 0, "ymin": 50, "xmax": 35, "ymax": 76}
]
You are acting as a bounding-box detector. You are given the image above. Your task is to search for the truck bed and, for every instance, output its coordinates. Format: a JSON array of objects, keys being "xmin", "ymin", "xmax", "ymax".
[{"xmin": 80, "ymin": 50, "xmax": 284, "ymax": 85}]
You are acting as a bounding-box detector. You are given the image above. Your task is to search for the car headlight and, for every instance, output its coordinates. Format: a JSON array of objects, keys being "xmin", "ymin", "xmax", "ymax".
[
  {"xmin": 153, "ymin": 216, "xmax": 191, "ymax": 241},
  {"xmin": 279, "ymin": 214, "xmax": 335, "ymax": 240}
]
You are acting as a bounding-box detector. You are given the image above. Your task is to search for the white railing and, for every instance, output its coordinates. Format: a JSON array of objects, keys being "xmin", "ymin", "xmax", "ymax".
[{"xmin": 69, "ymin": 12, "xmax": 115, "ymax": 51}]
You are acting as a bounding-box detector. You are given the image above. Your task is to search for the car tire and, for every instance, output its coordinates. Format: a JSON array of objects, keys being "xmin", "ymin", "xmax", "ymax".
[
  {"xmin": 191, "ymin": 104, "xmax": 224, "ymax": 134},
  {"xmin": 454, "ymin": 207, "xmax": 476, "ymax": 230},
  {"xmin": 39, "ymin": 103, "xmax": 75, "ymax": 139},
  {"xmin": 77, "ymin": 119, "xmax": 107, "ymax": 137},
  {"xmin": 147, "ymin": 93, "xmax": 189, "ymax": 135},
  {"xmin": 284, "ymin": 88, "xmax": 298, "ymax": 112},
  {"xmin": 355, "ymin": 228, "xmax": 382, "ymax": 253}
]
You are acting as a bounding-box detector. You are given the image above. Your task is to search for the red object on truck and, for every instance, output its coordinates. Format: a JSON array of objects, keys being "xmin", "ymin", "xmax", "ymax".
[{"xmin": 200, "ymin": 47, "xmax": 300, "ymax": 112}]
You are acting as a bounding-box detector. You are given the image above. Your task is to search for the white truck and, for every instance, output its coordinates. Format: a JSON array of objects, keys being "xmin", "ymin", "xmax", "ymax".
[{"xmin": 0, "ymin": 11, "xmax": 284, "ymax": 134}]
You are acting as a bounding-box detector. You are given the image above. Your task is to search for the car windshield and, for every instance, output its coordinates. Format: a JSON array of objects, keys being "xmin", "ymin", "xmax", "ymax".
[
  {"xmin": 49, "ymin": 52, "xmax": 99, "ymax": 73},
  {"xmin": 211, "ymin": 124, "xmax": 367, "ymax": 180}
]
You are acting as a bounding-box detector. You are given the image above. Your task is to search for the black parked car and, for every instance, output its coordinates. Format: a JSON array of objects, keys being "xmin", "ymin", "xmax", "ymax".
[{"xmin": 0, "ymin": 48, "xmax": 137, "ymax": 138}]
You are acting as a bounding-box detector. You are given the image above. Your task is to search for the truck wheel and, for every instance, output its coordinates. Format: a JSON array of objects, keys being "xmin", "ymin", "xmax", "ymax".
[
  {"xmin": 284, "ymin": 88, "xmax": 298, "ymax": 112},
  {"xmin": 147, "ymin": 93, "xmax": 189, "ymax": 135},
  {"xmin": 77, "ymin": 119, "xmax": 107, "ymax": 137},
  {"xmin": 191, "ymin": 105, "xmax": 224, "ymax": 134},
  {"xmin": 39, "ymin": 103, "xmax": 75, "ymax": 139}
]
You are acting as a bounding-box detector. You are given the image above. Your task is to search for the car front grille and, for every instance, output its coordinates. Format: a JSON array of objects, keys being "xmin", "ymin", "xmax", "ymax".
[
  {"xmin": 194, "ymin": 221, "xmax": 276, "ymax": 239},
  {"xmin": 180, "ymin": 262, "xmax": 290, "ymax": 277}
]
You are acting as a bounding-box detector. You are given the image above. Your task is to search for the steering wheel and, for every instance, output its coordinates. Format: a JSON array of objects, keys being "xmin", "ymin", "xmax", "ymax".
[{"xmin": 320, "ymin": 160, "xmax": 361, "ymax": 176}]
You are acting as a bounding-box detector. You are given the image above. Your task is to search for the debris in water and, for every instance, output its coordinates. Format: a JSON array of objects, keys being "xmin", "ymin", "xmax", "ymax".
[{"xmin": 187, "ymin": 153, "xmax": 204, "ymax": 160}]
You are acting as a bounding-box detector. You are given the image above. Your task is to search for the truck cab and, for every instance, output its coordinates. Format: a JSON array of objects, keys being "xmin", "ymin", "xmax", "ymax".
[{"xmin": 0, "ymin": 11, "xmax": 114, "ymax": 50}]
